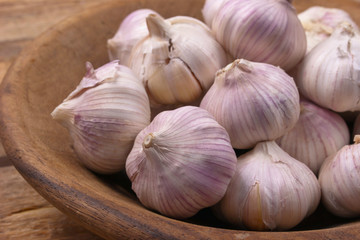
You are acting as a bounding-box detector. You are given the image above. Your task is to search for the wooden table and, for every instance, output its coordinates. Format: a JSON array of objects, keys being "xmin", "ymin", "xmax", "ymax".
[
  {"xmin": 0, "ymin": 1, "xmax": 111, "ymax": 239},
  {"xmin": 2, "ymin": 0, "xmax": 360, "ymax": 239}
]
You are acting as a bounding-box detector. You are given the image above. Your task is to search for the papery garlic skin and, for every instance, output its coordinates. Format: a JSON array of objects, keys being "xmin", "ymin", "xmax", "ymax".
[
  {"xmin": 129, "ymin": 14, "xmax": 228, "ymax": 106},
  {"xmin": 51, "ymin": 61, "xmax": 150, "ymax": 174},
  {"xmin": 202, "ymin": 0, "xmax": 229, "ymax": 27},
  {"xmin": 319, "ymin": 136, "xmax": 360, "ymax": 218},
  {"xmin": 295, "ymin": 22, "xmax": 360, "ymax": 112},
  {"xmin": 200, "ymin": 59, "xmax": 300, "ymax": 149},
  {"xmin": 276, "ymin": 99, "xmax": 350, "ymax": 174},
  {"xmin": 211, "ymin": 0, "xmax": 306, "ymax": 71},
  {"xmin": 298, "ymin": 6, "xmax": 359, "ymax": 54},
  {"xmin": 214, "ymin": 141, "xmax": 321, "ymax": 230},
  {"xmin": 126, "ymin": 106, "xmax": 237, "ymax": 219},
  {"xmin": 107, "ymin": 9, "xmax": 160, "ymax": 64}
]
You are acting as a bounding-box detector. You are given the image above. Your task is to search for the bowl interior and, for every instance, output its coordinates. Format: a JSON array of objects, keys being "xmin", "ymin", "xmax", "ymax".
[{"xmin": 1, "ymin": 0, "xmax": 360, "ymax": 239}]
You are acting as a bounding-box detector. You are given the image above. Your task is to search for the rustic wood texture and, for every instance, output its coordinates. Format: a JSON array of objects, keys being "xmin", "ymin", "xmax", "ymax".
[
  {"xmin": 0, "ymin": 0, "xmax": 111, "ymax": 238},
  {"xmin": 0, "ymin": 166, "xmax": 102, "ymax": 239},
  {"xmin": 0, "ymin": 0, "xmax": 110, "ymax": 166},
  {"xmin": 0, "ymin": 0, "xmax": 360, "ymax": 239}
]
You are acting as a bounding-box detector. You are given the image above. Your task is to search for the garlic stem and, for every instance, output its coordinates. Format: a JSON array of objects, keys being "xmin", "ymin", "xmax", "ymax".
[
  {"xmin": 143, "ymin": 133, "xmax": 155, "ymax": 148},
  {"xmin": 354, "ymin": 135, "xmax": 360, "ymax": 144},
  {"xmin": 146, "ymin": 14, "xmax": 170, "ymax": 38}
]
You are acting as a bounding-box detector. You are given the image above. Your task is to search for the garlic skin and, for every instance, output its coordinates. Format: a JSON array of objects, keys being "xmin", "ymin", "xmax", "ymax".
[
  {"xmin": 276, "ymin": 98, "xmax": 350, "ymax": 174},
  {"xmin": 214, "ymin": 141, "xmax": 321, "ymax": 230},
  {"xmin": 319, "ymin": 136, "xmax": 360, "ymax": 218},
  {"xmin": 298, "ymin": 6, "xmax": 359, "ymax": 54},
  {"xmin": 295, "ymin": 22, "xmax": 360, "ymax": 112},
  {"xmin": 126, "ymin": 106, "xmax": 237, "ymax": 219},
  {"xmin": 211, "ymin": 0, "xmax": 306, "ymax": 71},
  {"xmin": 128, "ymin": 14, "xmax": 228, "ymax": 106},
  {"xmin": 51, "ymin": 61, "xmax": 150, "ymax": 174},
  {"xmin": 201, "ymin": 0, "xmax": 229, "ymax": 27},
  {"xmin": 107, "ymin": 9, "xmax": 160, "ymax": 64},
  {"xmin": 200, "ymin": 59, "xmax": 300, "ymax": 149}
]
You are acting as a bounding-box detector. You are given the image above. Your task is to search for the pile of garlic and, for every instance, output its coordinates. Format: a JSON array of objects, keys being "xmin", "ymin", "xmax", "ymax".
[{"xmin": 51, "ymin": 0, "xmax": 360, "ymax": 231}]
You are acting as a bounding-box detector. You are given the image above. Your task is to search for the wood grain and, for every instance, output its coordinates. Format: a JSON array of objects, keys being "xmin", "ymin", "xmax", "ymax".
[
  {"xmin": 0, "ymin": 166, "xmax": 102, "ymax": 239},
  {"xmin": 0, "ymin": 0, "xmax": 110, "ymax": 165},
  {"xmin": 1, "ymin": 0, "xmax": 360, "ymax": 239}
]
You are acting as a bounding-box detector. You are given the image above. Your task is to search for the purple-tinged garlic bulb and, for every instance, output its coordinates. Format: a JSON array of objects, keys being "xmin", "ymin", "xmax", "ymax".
[
  {"xmin": 214, "ymin": 141, "xmax": 321, "ymax": 230},
  {"xmin": 211, "ymin": 0, "xmax": 306, "ymax": 71},
  {"xmin": 298, "ymin": 6, "xmax": 359, "ymax": 54},
  {"xmin": 200, "ymin": 59, "xmax": 300, "ymax": 149},
  {"xmin": 128, "ymin": 14, "xmax": 228, "ymax": 106},
  {"xmin": 126, "ymin": 106, "xmax": 237, "ymax": 219},
  {"xmin": 51, "ymin": 61, "xmax": 150, "ymax": 174},
  {"xmin": 107, "ymin": 9, "xmax": 160, "ymax": 64},
  {"xmin": 295, "ymin": 22, "xmax": 360, "ymax": 112},
  {"xmin": 276, "ymin": 98, "xmax": 350, "ymax": 174},
  {"xmin": 201, "ymin": 0, "xmax": 229, "ymax": 27},
  {"xmin": 319, "ymin": 135, "xmax": 360, "ymax": 218}
]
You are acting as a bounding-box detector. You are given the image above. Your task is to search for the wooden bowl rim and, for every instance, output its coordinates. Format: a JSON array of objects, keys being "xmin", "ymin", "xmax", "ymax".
[{"xmin": 0, "ymin": 0, "xmax": 360, "ymax": 239}]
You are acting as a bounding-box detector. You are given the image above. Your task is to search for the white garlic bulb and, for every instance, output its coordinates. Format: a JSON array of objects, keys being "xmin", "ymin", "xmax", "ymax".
[
  {"xmin": 319, "ymin": 135, "xmax": 360, "ymax": 218},
  {"xmin": 200, "ymin": 59, "xmax": 300, "ymax": 149},
  {"xmin": 211, "ymin": 0, "xmax": 306, "ymax": 71},
  {"xmin": 51, "ymin": 61, "xmax": 150, "ymax": 174},
  {"xmin": 298, "ymin": 6, "xmax": 359, "ymax": 54},
  {"xmin": 214, "ymin": 141, "xmax": 321, "ymax": 230},
  {"xmin": 201, "ymin": 0, "xmax": 229, "ymax": 27},
  {"xmin": 128, "ymin": 14, "xmax": 228, "ymax": 106},
  {"xmin": 107, "ymin": 9, "xmax": 160, "ymax": 64},
  {"xmin": 295, "ymin": 22, "xmax": 360, "ymax": 112},
  {"xmin": 126, "ymin": 106, "xmax": 237, "ymax": 219},
  {"xmin": 276, "ymin": 98, "xmax": 350, "ymax": 174}
]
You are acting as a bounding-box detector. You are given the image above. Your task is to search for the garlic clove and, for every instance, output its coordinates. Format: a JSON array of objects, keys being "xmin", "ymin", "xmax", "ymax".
[
  {"xmin": 319, "ymin": 135, "xmax": 360, "ymax": 218},
  {"xmin": 276, "ymin": 98, "xmax": 350, "ymax": 174},
  {"xmin": 214, "ymin": 141, "xmax": 321, "ymax": 230},
  {"xmin": 107, "ymin": 9, "xmax": 160, "ymax": 64},
  {"xmin": 51, "ymin": 61, "xmax": 150, "ymax": 174},
  {"xmin": 200, "ymin": 59, "xmax": 300, "ymax": 149},
  {"xmin": 295, "ymin": 22, "xmax": 360, "ymax": 112},
  {"xmin": 298, "ymin": 6, "xmax": 359, "ymax": 54},
  {"xmin": 211, "ymin": 0, "xmax": 306, "ymax": 71},
  {"xmin": 128, "ymin": 14, "xmax": 228, "ymax": 106},
  {"xmin": 126, "ymin": 106, "xmax": 237, "ymax": 219},
  {"xmin": 146, "ymin": 58, "xmax": 202, "ymax": 104}
]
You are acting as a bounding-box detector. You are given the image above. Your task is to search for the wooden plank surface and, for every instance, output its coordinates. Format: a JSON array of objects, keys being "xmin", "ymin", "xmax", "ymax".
[
  {"xmin": 0, "ymin": 0, "xmax": 111, "ymax": 239},
  {"xmin": 1, "ymin": 0, "xmax": 360, "ymax": 239},
  {"xmin": 0, "ymin": 0, "xmax": 109, "ymax": 164},
  {"xmin": 0, "ymin": 166, "xmax": 102, "ymax": 239}
]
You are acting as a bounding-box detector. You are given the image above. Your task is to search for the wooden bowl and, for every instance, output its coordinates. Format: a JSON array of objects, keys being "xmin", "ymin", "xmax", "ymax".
[{"xmin": 1, "ymin": 0, "xmax": 360, "ymax": 239}]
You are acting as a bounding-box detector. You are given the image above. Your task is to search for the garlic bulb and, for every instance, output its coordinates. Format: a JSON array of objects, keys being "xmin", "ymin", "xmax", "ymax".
[
  {"xmin": 276, "ymin": 98, "xmax": 350, "ymax": 174},
  {"xmin": 295, "ymin": 22, "xmax": 360, "ymax": 112},
  {"xmin": 319, "ymin": 135, "xmax": 360, "ymax": 218},
  {"xmin": 107, "ymin": 9, "xmax": 160, "ymax": 64},
  {"xmin": 214, "ymin": 141, "xmax": 321, "ymax": 230},
  {"xmin": 201, "ymin": 0, "xmax": 229, "ymax": 27},
  {"xmin": 126, "ymin": 106, "xmax": 237, "ymax": 219},
  {"xmin": 200, "ymin": 59, "xmax": 300, "ymax": 149},
  {"xmin": 128, "ymin": 14, "xmax": 228, "ymax": 106},
  {"xmin": 211, "ymin": 0, "xmax": 306, "ymax": 71},
  {"xmin": 298, "ymin": 6, "xmax": 359, "ymax": 54},
  {"xmin": 51, "ymin": 61, "xmax": 150, "ymax": 174}
]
